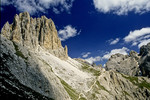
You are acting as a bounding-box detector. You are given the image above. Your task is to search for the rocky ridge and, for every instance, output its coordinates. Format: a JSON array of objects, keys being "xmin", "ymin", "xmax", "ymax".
[
  {"xmin": 106, "ymin": 51, "xmax": 140, "ymax": 76},
  {"xmin": 1, "ymin": 12, "xmax": 68, "ymax": 60},
  {"xmin": 106, "ymin": 43, "xmax": 150, "ymax": 77},
  {"xmin": 1, "ymin": 12, "xmax": 150, "ymax": 100}
]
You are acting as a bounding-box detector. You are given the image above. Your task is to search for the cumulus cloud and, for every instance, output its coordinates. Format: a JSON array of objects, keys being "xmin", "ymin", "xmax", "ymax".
[
  {"xmin": 82, "ymin": 52, "xmax": 91, "ymax": 58},
  {"xmin": 93, "ymin": 0, "xmax": 150, "ymax": 15},
  {"xmin": 1, "ymin": 0, "xmax": 74, "ymax": 14},
  {"xmin": 109, "ymin": 38, "xmax": 120, "ymax": 45},
  {"xmin": 124, "ymin": 27, "xmax": 150, "ymax": 42},
  {"xmin": 58, "ymin": 25, "xmax": 81, "ymax": 41},
  {"xmin": 124, "ymin": 27, "xmax": 150, "ymax": 48},
  {"xmin": 85, "ymin": 56, "xmax": 101, "ymax": 64},
  {"xmin": 138, "ymin": 39, "xmax": 150, "ymax": 48},
  {"xmin": 102, "ymin": 47, "xmax": 129, "ymax": 60},
  {"xmin": 85, "ymin": 47, "xmax": 129, "ymax": 63}
]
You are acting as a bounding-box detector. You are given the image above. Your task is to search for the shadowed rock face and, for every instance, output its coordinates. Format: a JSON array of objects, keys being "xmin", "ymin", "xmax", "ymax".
[
  {"xmin": 1, "ymin": 12, "xmax": 68, "ymax": 60},
  {"xmin": 139, "ymin": 43, "xmax": 150, "ymax": 77},
  {"xmin": 140, "ymin": 43, "xmax": 150, "ymax": 57},
  {"xmin": 0, "ymin": 58, "xmax": 53, "ymax": 100},
  {"xmin": 0, "ymin": 36, "xmax": 70, "ymax": 100}
]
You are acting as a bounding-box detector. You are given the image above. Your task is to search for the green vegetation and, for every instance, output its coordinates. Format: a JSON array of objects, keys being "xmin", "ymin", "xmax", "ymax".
[
  {"xmin": 13, "ymin": 42, "xmax": 28, "ymax": 60},
  {"xmin": 59, "ymin": 78, "xmax": 79, "ymax": 100},
  {"xmin": 138, "ymin": 81, "xmax": 150, "ymax": 90},
  {"xmin": 79, "ymin": 97, "xmax": 87, "ymax": 100},
  {"xmin": 96, "ymin": 81, "xmax": 109, "ymax": 93},
  {"xmin": 121, "ymin": 74, "xmax": 138, "ymax": 84},
  {"xmin": 121, "ymin": 74, "xmax": 150, "ymax": 90},
  {"xmin": 82, "ymin": 64, "xmax": 90, "ymax": 70},
  {"xmin": 123, "ymin": 91, "xmax": 130, "ymax": 96},
  {"xmin": 81, "ymin": 64, "xmax": 100, "ymax": 76},
  {"xmin": 92, "ymin": 93, "xmax": 96, "ymax": 98}
]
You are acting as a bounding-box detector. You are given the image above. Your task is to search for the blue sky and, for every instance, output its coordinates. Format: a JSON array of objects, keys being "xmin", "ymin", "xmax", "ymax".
[{"xmin": 1, "ymin": 0, "xmax": 150, "ymax": 66}]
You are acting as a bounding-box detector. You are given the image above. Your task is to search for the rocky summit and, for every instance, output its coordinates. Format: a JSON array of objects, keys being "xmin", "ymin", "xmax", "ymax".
[
  {"xmin": 106, "ymin": 43, "xmax": 150, "ymax": 77},
  {"xmin": 0, "ymin": 12, "xmax": 150, "ymax": 100},
  {"xmin": 1, "ymin": 12, "xmax": 68, "ymax": 60},
  {"xmin": 106, "ymin": 51, "xmax": 140, "ymax": 76}
]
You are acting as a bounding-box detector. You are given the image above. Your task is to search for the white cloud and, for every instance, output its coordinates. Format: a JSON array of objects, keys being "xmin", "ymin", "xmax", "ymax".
[
  {"xmin": 53, "ymin": 8, "xmax": 60, "ymax": 14},
  {"xmin": 124, "ymin": 27, "xmax": 150, "ymax": 42},
  {"xmin": 1, "ymin": 0, "xmax": 74, "ymax": 14},
  {"xmin": 102, "ymin": 47, "xmax": 129, "ymax": 60},
  {"xmin": 58, "ymin": 25, "xmax": 80, "ymax": 41},
  {"xmin": 103, "ymin": 64, "xmax": 106, "ymax": 67},
  {"xmin": 109, "ymin": 38, "xmax": 120, "ymax": 45},
  {"xmin": 93, "ymin": 0, "xmax": 150, "ymax": 15},
  {"xmin": 85, "ymin": 56, "xmax": 101, "ymax": 64},
  {"xmin": 1, "ymin": 0, "xmax": 11, "ymax": 5},
  {"xmin": 132, "ymin": 42, "xmax": 138, "ymax": 46},
  {"xmin": 124, "ymin": 27, "xmax": 150, "ymax": 48},
  {"xmin": 138, "ymin": 39, "xmax": 150, "ymax": 48},
  {"xmin": 85, "ymin": 47, "xmax": 130, "ymax": 63},
  {"xmin": 144, "ymin": 35, "xmax": 150, "ymax": 39},
  {"xmin": 82, "ymin": 52, "xmax": 91, "ymax": 58}
]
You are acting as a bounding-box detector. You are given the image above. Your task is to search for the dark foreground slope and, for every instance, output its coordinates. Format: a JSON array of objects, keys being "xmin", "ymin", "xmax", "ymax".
[{"xmin": 0, "ymin": 59, "xmax": 52, "ymax": 100}]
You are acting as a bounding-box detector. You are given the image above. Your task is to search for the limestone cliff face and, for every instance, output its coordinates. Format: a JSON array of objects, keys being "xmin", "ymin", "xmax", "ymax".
[
  {"xmin": 1, "ymin": 12, "xmax": 68, "ymax": 59},
  {"xmin": 0, "ymin": 36, "xmax": 71, "ymax": 100},
  {"xmin": 106, "ymin": 51, "xmax": 140, "ymax": 76},
  {"xmin": 106, "ymin": 43, "xmax": 150, "ymax": 77}
]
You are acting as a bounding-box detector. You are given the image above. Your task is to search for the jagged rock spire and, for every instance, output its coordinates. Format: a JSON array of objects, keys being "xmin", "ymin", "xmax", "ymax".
[{"xmin": 1, "ymin": 12, "xmax": 68, "ymax": 59}]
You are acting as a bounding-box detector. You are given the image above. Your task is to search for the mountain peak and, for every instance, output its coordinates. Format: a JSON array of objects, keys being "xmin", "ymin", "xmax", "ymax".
[{"xmin": 1, "ymin": 12, "xmax": 68, "ymax": 59}]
